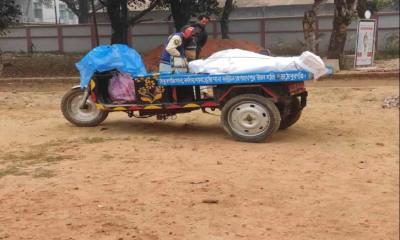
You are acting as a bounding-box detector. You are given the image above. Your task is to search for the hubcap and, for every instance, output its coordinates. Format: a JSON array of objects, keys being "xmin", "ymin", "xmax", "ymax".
[
  {"xmin": 228, "ymin": 102, "xmax": 270, "ymax": 136},
  {"xmin": 69, "ymin": 93, "xmax": 101, "ymax": 122}
]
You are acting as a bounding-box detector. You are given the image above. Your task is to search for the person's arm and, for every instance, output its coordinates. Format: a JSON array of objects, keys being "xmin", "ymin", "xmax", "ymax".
[
  {"xmin": 166, "ymin": 35, "xmax": 182, "ymax": 57},
  {"xmin": 185, "ymin": 37, "xmax": 197, "ymax": 60},
  {"xmin": 195, "ymin": 32, "xmax": 207, "ymax": 58},
  {"xmin": 198, "ymin": 32, "xmax": 208, "ymax": 48}
]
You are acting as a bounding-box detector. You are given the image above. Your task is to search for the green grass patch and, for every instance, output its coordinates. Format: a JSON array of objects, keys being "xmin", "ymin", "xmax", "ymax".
[
  {"xmin": 375, "ymin": 51, "xmax": 400, "ymax": 60},
  {"xmin": 101, "ymin": 154, "xmax": 114, "ymax": 161},
  {"xmin": 82, "ymin": 137, "xmax": 112, "ymax": 144},
  {"xmin": 147, "ymin": 137, "xmax": 159, "ymax": 142},
  {"xmin": 32, "ymin": 168, "xmax": 56, "ymax": 178},
  {"xmin": 0, "ymin": 139, "xmax": 73, "ymax": 178},
  {"xmin": 0, "ymin": 165, "xmax": 29, "ymax": 178}
]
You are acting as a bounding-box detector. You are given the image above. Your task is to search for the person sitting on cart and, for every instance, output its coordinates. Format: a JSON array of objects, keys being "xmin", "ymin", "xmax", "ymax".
[{"xmin": 159, "ymin": 27, "xmax": 195, "ymax": 73}]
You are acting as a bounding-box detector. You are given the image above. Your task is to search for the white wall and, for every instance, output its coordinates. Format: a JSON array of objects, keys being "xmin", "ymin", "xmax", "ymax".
[{"xmin": 1, "ymin": 13, "xmax": 398, "ymax": 55}]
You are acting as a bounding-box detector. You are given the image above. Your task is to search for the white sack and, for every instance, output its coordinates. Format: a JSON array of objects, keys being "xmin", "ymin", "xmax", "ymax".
[{"xmin": 188, "ymin": 49, "xmax": 328, "ymax": 80}]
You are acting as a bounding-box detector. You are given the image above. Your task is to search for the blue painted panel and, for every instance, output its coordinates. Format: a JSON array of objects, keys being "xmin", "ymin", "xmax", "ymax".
[{"xmin": 156, "ymin": 71, "xmax": 312, "ymax": 86}]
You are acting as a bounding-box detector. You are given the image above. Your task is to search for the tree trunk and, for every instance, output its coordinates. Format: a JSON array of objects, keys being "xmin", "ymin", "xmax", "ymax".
[
  {"xmin": 78, "ymin": 0, "xmax": 89, "ymax": 24},
  {"xmin": 169, "ymin": 0, "xmax": 194, "ymax": 31},
  {"xmin": 303, "ymin": 11, "xmax": 318, "ymax": 53},
  {"xmin": 121, "ymin": 0, "xmax": 128, "ymax": 43},
  {"xmin": 327, "ymin": 17, "xmax": 348, "ymax": 58},
  {"xmin": 91, "ymin": 0, "xmax": 99, "ymax": 46},
  {"xmin": 327, "ymin": 0, "xmax": 358, "ymax": 59},
  {"xmin": 303, "ymin": 0, "xmax": 324, "ymax": 53},
  {"xmin": 107, "ymin": 0, "xmax": 128, "ymax": 44},
  {"xmin": 220, "ymin": 0, "xmax": 234, "ymax": 39}
]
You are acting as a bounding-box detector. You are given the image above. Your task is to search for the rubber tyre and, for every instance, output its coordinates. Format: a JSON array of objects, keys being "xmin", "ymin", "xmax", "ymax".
[
  {"xmin": 279, "ymin": 97, "xmax": 302, "ymax": 130},
  {"xmin": 221, "ymin": 94, "xmax": 281, "ymax": 143},
  {"xmin": 61, "ymin": 88, "xmax": 108, "ymax": 127}
]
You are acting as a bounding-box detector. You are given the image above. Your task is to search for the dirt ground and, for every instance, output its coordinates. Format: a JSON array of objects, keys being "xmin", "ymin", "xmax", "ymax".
[
  {"xmin": 0, "ymin": 53, "xmax": 81, "ymax": 78},
  {"xmin": 0, "ymin": 78, "xmax": 399, "ymax": 240}
]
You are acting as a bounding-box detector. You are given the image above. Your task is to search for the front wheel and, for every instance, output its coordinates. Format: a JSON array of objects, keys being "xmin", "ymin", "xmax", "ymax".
[
  {"xmin": 221, "ymin": 94, "xmax": 281, "ymax": 143},
  {"xmin": 61, "ymin": 88, "xmax": 108, "ymax": 127}
]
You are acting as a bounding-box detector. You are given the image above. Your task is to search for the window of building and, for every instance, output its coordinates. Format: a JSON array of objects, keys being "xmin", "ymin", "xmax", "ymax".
[
  {"xmin": 33, "ymin": 2, "xmax": 43, "ymax": 20},
  {"xmin": 68, "ymin": 10, "xmax": 74, "ymax": 20},
  {"xmin": 59, "ymin": 4, "xmax": 67, "ymax": 21}
]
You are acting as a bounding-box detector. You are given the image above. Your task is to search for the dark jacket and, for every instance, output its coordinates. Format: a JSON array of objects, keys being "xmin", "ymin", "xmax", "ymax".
[
  {"xmin": 184, "ymin": 23, "xmax": 208, "ymax": 59},
  {"xmin": 160, "ymin": 32, "xmax": 186, "ymax": 65},
  {"xmin": 191, "ymin": 23, "xmax": 208, "ymax": 59}
]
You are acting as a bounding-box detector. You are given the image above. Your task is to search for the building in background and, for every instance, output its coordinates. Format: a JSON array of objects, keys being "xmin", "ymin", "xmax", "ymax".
[
  {"xmin": 15, "ymin": 0, "xmax": 78, "ymax": 24},
  {"xmin": 92, "ymin": 0, "xmax": 397, "ymax": 23},
  {"xmin": 91, "ymin": 0, "xmax": 337, "ymax": 23}
]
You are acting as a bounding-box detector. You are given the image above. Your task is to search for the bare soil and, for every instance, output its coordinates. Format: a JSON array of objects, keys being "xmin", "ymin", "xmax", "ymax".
[
  {"xmin": 0, "ymin": 79, "xmax": 399, "ymax": 240},
  {"xmin": 0, "ymin": 49, "xmax": 398, "ymax": 78},
  {"xmin": 1, "ymin": 53, "xmax": 81, "ymax": 78}
]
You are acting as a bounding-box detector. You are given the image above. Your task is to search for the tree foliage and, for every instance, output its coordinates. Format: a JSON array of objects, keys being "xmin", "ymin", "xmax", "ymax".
[
  {"xmin": 327, "ymin": 0, "xmax": 397, "ymax": 59},
  {"xmin": 97, "ymin": 0, "xmax": 221, "ymax": 44},
  {"xmin": 59, "ymin": 0, "xmax": 90, "ymax": 23},
  {"xmin": 357, "ymin": 0, "xmax": 398, "ymax": 17},
  {"xmin": 0, "ymin": 0, "xmax": 21, "ymax": 35},
  {"xmin": 192, "ymin": 0, "xmax": 220, "ymax": 17}
]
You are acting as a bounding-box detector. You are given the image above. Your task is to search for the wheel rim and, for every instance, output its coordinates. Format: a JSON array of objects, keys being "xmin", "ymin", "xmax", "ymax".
[
  {"xmin": 68, "ymin": 92, "xmax": 101, "ymax": 122},
  {"xmin": 228, "ymin": 101, "xmax": 270, "ymax": 137}
]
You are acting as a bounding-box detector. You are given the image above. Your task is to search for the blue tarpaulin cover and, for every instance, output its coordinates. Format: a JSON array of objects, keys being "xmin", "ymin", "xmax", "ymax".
[{"xmin": 76, "ymin": 44, "xmax": 147, "ymax": 88}]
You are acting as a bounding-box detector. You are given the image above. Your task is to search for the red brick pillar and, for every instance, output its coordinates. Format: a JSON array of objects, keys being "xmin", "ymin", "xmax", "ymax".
[
  {"xmin": 128, "ymin": 25, "xmax": 133, "ymax": 47},
  {"xmin": 57, "ymin": 26, "xmax": 64, "ymax": 53},
  {"xmin": 212, "ymin": 21, "xmax": 218, "ymax": 39},
  {"xmin": 260, "ymin": 19, "xmax": 266, "ymax": 49},
  {"xmin": 26, "ymin": 27, "xmax": 32, "ymax": 53}
]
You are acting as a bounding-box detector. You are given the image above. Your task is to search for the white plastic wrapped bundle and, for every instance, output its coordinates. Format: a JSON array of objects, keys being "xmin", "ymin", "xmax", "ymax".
[
  {"xmin": 294, "ymin": 51, "xmax": 328, "ymax": 79},
  {"xmin": 188, "ymin": 49, "xmax": 328, "ymax": 80}
]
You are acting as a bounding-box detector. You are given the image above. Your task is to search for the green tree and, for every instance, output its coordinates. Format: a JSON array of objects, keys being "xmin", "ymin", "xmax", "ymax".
[
  {"xmin": 357, "ymin": 0, "xmax": 398, "ymax": 16},
  {"xmin": 0, "ymin": 0, "xmax": 21, "ymax": 35},
  {"xmin": 327, "ymin": 0, "xmax": 396, "ymax": 59},
  {"xmin": 192, "ymin": 0, "xmax": 220, "ymax": 18}
]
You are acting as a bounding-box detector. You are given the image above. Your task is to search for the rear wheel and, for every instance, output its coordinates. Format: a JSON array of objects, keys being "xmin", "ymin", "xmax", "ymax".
[
  {"xmin": 61, "ymin": 88, "xmax": 108, "ymax": 127},
  {"xmin": 221, "ymin": 94, "xmax": 281, "ymax": 143},
  {"xmin": 279, "ymin": 97, "xmax": 302, "ymax": 130}
]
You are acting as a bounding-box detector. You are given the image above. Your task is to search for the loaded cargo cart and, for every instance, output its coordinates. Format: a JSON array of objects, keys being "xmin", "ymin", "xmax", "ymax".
[{"xmin": 61, "ymin": 45, "xmax": 328, "ymax": 142}]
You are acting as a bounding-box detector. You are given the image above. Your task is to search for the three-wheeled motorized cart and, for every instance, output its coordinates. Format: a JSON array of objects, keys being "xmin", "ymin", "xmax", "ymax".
[{"xmin": 61, "ymin": 70, "xmax": 310, "ymax": 142}]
